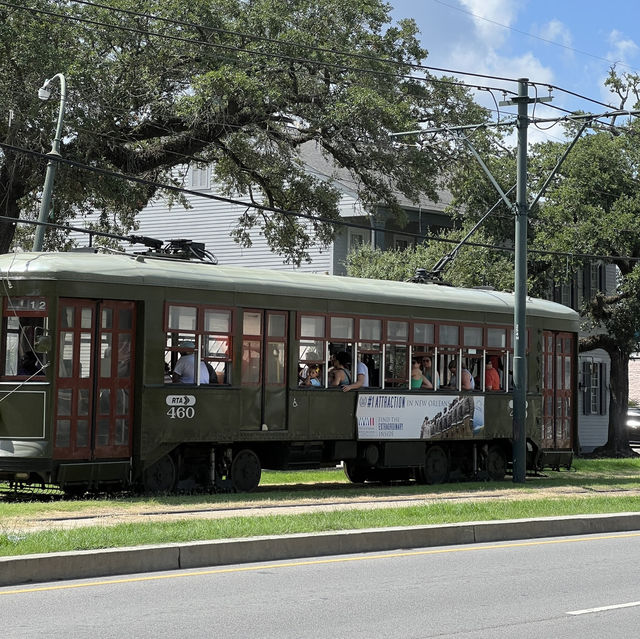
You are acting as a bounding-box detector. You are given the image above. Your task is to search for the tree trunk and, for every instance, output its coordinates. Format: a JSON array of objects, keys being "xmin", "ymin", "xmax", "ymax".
[
  {"xmin": 0, "ymin": 160, "xmax": 26, "ymax": 253},
  {"xmin": 603, "ymin": 347, "xmax": 632, "ymax": 455}
]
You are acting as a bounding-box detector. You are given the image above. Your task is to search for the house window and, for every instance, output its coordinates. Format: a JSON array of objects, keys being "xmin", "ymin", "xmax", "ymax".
[
  {"xmin": 583, "ymin": 261, "xmax": 605, "ymax": 301},
  {"xmin": 393, "ymin": 235, "xmax": 410, "ymax": 251},
  {"xmin": 582, "ymin": 360, "xmax": 606, "ymax": 415},
  {"xmin": 191, "ymin": 166, "xmax": 210, "ymax": 190},
  {"xmin": 348, "ymin": 229, "xmax": 370, "ymax": 251}
]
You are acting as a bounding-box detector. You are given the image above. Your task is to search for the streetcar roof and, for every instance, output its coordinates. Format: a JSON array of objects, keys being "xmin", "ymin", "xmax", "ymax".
[{"xmin": 0, "ymin": 252, "xmax": 579, "ymax": 323}]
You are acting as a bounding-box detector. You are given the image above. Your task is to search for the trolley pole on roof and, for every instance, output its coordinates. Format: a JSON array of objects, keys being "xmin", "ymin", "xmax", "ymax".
[{"xmin": 511, "ymin": 78, "xmax": 530, "ymax": 483}]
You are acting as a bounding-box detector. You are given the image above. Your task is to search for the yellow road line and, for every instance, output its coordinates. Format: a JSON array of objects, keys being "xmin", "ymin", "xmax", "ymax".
[{"xmin": 3, "ymin": 531, "xmax": 640, "ymax": 596}]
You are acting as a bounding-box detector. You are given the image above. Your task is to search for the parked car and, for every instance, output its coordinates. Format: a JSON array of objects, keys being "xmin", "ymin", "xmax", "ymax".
[{"xmin": 627, "ymin": 407, "xmax": 640, "ymax": 443}]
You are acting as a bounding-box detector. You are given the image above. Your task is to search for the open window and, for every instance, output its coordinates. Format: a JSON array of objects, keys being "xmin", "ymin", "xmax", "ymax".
[{"xmin": 2, "ymin": 297, "xmax": 49, "ymax": 380}]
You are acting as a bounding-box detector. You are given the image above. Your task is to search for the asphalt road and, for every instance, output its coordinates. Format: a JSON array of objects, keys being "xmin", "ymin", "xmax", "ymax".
[{"xmin": 3, "ymin": 530, "xmax": 640, "ymax": 638}]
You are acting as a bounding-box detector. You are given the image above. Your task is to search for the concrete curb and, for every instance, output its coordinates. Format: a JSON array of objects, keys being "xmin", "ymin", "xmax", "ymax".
[{"xmin": 2, "ymin": 512, "xmax": 640, "ymax": 588}]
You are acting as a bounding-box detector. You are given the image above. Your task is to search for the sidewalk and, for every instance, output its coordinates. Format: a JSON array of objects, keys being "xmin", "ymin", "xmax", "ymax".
[{"xmin": 2, "ymin": 511, "xmax": 640, "ymax": 588}]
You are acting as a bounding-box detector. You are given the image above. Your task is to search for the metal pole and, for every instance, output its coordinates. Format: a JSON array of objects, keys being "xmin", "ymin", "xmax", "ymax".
[
  {"xmin": 512, "ymin": 78, "xmax": 529, "ymax": 483},
  {"xmin": 33, "ymin": 73, "xmax": 67, "ymax": 252}
]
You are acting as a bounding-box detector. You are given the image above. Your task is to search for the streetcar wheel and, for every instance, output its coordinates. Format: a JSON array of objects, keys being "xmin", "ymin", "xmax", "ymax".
[
  {"xmin": 343, "ymin": 460, "xmax": 367, "ymax": 484},
  {"xmin": 230, "ymin": 449, "xmax": 261, "ymax": 493},
  {"xmin": 143, "ymin": 454, "xmax": 176, "ymax": 493},
  {"xmin": 63, "ymin": 483, "xmax": 89, "ymax": 499},
  {"xmin": 486, "ymin": 445, "xmax": 507, "ymax": 481},
  {"xmin": 423, "ymin": 445, "xmax": 449, "ymax": 484}
]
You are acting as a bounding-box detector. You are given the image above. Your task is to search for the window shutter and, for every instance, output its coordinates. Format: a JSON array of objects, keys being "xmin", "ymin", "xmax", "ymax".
[
  {"xmin": 583, "ymin": 264, "xmax": 592, "ymax": 301},
  {"xmin": 582, "ymin": 361, "xmax": 591, "ymax": 415},
  {"xmin": 599, "ymin": 363, "xmax": 607, "ymax": 415}
]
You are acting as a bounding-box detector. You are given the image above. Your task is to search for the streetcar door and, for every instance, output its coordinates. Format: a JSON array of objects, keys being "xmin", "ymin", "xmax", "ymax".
[
  {"xmin": 542, "ymin": 331, "xmax": 574, "ymax": 449},
  {"xmin": 53, "ymin": 299, "xmax": 135, "ymax": 460},
  {"xmin": 241, "ymin": 310, "xmax": 287, "ymax": 431}
]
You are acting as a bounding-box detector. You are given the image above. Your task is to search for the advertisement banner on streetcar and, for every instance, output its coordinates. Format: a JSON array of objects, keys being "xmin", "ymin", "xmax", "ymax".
[{"xmin": 356, "ymin": 394, "xmax": 485, "ymax": 440}]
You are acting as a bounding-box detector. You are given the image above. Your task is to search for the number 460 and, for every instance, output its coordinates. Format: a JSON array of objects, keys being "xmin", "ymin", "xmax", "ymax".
[{"xmin": 167, "ymin": 406, "xmax": 195, "ymax": 419}]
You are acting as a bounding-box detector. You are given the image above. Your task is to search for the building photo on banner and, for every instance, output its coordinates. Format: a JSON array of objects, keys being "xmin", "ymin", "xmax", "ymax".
[{"xmin": 357, "ymin": 393, "xmax": 484, "ymax": 440}]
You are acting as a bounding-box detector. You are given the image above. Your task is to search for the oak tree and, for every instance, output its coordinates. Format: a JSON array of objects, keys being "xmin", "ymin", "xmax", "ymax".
[{"xmin": 0, "ymin": 0, "xmax": 486, "ymax": 262}]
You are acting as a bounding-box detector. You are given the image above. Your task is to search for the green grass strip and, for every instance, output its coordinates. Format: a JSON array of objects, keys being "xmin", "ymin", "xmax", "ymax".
[{"xmin": 2, "ymin": 494, "xmax": 640, "ymax": 558}]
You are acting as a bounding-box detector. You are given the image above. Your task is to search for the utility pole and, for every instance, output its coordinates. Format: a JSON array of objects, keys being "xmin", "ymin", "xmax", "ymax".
[{"xmin": 512, "ymin": 78, "xmax": 530, "ymax": 483}]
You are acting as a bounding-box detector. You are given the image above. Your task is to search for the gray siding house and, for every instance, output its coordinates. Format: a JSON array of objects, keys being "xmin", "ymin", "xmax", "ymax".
[{"xmin": 71, "ymin": 142, "xmax": 453, "ymax": 275}]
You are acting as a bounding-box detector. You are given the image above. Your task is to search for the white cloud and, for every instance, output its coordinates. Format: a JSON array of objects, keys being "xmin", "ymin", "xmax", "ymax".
[
  {"xmin": 607, "ymin": 29, "xmax": 639, "ymax": 65},
  {"xmin": 458, "ymin": 0, "xmax": 523, "ymax": 47},
  {"xmin": 534, "ymin": 19, "xmax": 573, "ymax": 51}
]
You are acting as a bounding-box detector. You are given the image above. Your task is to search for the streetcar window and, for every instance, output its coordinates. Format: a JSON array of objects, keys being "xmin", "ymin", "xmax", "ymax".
[
  {"xmin": 268, "ymin": 314, "xmax": 286, "ymax": 338},
  {"xmin": 242, "ymin": 311, "xmax": 262, "ymax": 385},
  {"xmin": 243, "ymin": 311, "xmax": 261, "ymax": 335},
  {"xmin": 463, "ymin": 326, "xmax": 483, "ymax": 347},
  {"xmin": 165, "ymin": 304, "xmax": 233, "ymax": 385},
  {"xmin": 299, "ymin": 315, "xmax": 327, "ymax": 386},
  {"xmin": 300, "ymin": 315, "xmax": 325, "ymax": 338},
  {"xmin": 299, "ymin": 340, "xmax": 324, "ymax": 362},
  {"xmin": 359, "ymin": 318, "xmax": 381, "ymax": 341},
  {"xmin": 168, "ymin": 305, "xmax": 197, "ymax": 331},
  {"xmin": 487, "ymin": 328, "xmax": 506, "ymax": 348},
  {"xmin": 267, "ymin": 342, "xmax": 286, "ymax": 384},
  {"xmin": 385, "ymin": 344, "xmax": 408, "ymax": 387},
  {"xmin": 101, "ymin": 308, "xmax": 113, "ymax": 329},
  {"xmin": 242, "ymin": 340, "xmax": 261, "ymax": 384},
  {"xmin": 330, "ymin": 317, "xmax": 354, "ymax": 340},
  {"xmin": 267, "ymin": 312, "xmax": 287, "ymax": 386},
  {"xmin": 3, "ymin": 297, "xmax": 50, "ymax": 379},
  {"xmin": 439, "ymin": 325, "xmax": 459, "ymax": 346},
  {"xmin": 413, "ymin": 323, "xmax": 434, "ymax": 345},
  {"xmin": 387, "ymin": 321, "xmax": 408, "ymax": 342}
]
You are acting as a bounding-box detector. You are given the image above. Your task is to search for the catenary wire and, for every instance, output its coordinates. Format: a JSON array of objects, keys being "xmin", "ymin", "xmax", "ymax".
[
  {"xmin": 432, "ymin": 0, "xmax": 640, "ymax": 76},
  {"xmin": 0, "ymin": 0, "xmax": 519, "ymax": 96},
  {"xmin": 65, "ymin": 0, "xmax": 524, "ymax": 87},
  {"xmin": 2, "ymin": 139, "xmax": 640, "ymax": 264}
]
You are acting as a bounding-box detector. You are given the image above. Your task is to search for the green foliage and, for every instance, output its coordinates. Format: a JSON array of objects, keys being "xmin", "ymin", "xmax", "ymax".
[
  {"xmin": 346, "ymin": 228, "xmax": 515, "ymax": 291},
  {"xmin": 0, "ymin": 0, "xmax": 486, "ymax": 262}
]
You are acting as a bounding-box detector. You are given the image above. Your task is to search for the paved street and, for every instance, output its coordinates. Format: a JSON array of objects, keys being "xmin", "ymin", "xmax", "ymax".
[{"xmin": 3, "ymin": 530, "xmax": 640, "ymax": 638}]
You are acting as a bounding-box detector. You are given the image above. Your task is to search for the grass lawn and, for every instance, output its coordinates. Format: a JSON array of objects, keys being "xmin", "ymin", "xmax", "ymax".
[{"xmin": 2, "ymin": 458, "xmax": 640, "ymax": 558}]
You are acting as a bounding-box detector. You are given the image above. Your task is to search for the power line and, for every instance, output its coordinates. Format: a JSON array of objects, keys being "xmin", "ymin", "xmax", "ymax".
[
  {"xmin": 432, "ymin": 0, "xmax": 640, "ymax": 76},
  {"xmin": 67, "ymin": 0, "xmax": 637, "ymax": 119},
  {"xmin": 0, "ymin": 0, "xmax": 519, "ymax": 97},
  {"xmin": 2, "ymin": 139, "xmax": 640, "ymax": 264}
]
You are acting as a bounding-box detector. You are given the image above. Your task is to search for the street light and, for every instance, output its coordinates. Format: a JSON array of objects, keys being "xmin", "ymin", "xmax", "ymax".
[{"xmin": 32, "ymin": 73, "xmax": 67, "ymax": 252}]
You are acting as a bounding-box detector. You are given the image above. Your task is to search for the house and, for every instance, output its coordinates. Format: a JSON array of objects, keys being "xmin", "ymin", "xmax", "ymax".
[{"xmin": 71, "ymin": 142, "xmax": 453, "ymax": 275}]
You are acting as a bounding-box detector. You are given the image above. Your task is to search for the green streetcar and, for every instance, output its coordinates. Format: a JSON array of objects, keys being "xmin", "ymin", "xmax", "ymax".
[{"xmin": 0, "ymin": 250, "xmax": 578, "ymax": 494}]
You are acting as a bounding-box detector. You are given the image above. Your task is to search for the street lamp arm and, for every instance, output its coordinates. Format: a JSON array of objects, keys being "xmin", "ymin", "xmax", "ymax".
[
  {"xmin": 32, "ymin": 73, "xmax": 67, "ymax": 252},
  {"xmin": 40, "ymin": 73, "xmax": 67, "ymax": 156}
]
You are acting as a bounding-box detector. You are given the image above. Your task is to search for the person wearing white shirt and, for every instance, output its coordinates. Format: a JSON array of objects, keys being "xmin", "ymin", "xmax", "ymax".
[
  {"xmin": 172, "ymin": 341, "xmax": 210, "ymax": 384},
  {"xmin": 342, "ymin": 357, "xmax": 369, "ymax": 392}
]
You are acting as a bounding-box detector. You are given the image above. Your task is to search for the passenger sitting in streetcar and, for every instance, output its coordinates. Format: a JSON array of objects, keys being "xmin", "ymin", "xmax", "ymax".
[
  {"xmin": 17, "ymin": 349, "xmax": 39, "ymax": 376},
  {"xmin": 342, "ymin": 354, "xmax": 369, "ymax": 392},
  {"xmin": 447, "ymin": 359, "xmax": 474, "ymax": 391},
  {"xmin": 205, "ymin": 361, "xmax": 219, "ymax": 384},
  {"xmin": 422, "ymin": 356, "xmax": 440, "ymax": 390},
  {"xmin": 302, "ymin": 364, "xmax": 322, "ymax": 387},
  {"xmin": 328, "ymin": 351, "xmax": 352, "ymax": 387},
  {"xmin": 172, "ymin": 341, "xmax": 210, "ymax": 384},
  {"xmin": 485, "ymin": 358, "xmax": 501, "ymax": 391},
  {"xmin": 411, "ymin": 358, "xmax": 432, "ymax": 389}
]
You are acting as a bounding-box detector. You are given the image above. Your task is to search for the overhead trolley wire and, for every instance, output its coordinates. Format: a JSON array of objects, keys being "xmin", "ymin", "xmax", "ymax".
[
  {"xmin": 0, "ymin": 0, "xmax": 519, "ymax": 97},
  {"xmin": 2, "ymin": 139, "xmax": 640, "ymax": 264}
]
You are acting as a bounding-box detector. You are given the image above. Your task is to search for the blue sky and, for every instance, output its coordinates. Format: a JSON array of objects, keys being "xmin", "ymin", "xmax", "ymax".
[{"xmin": 390, "ymin": 0, "xmax": 640, "ymax": 139}]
